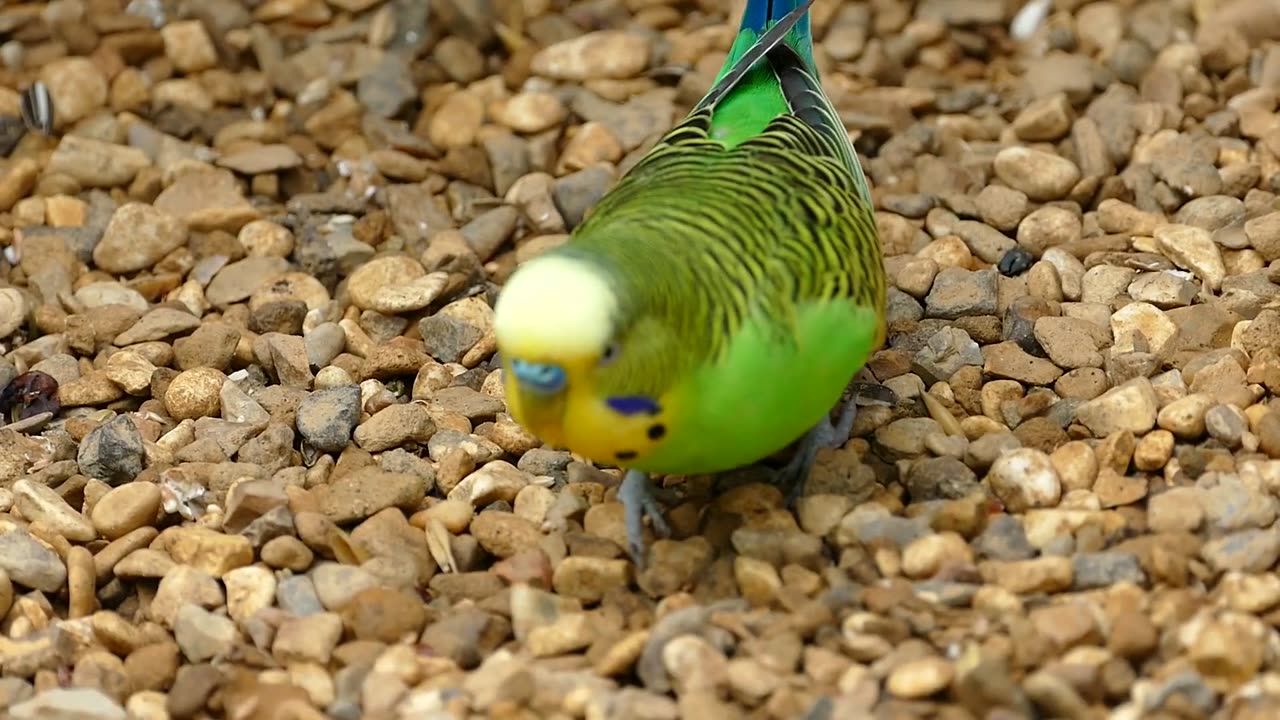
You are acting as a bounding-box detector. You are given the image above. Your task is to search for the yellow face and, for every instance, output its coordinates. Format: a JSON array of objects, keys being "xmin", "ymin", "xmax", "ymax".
[
  {"xmin": 500, "ymin": 353, "xmax": 673, "ymax": 467},
  {"xmin": 494, "ymin": 255, "xmax": 673, "ymax": 469}
]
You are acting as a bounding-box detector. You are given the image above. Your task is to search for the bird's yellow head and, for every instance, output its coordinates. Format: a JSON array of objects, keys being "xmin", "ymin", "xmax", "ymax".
[{"xmin": 493, "ymin": 254, "xmax": 675, "ymax": 468}]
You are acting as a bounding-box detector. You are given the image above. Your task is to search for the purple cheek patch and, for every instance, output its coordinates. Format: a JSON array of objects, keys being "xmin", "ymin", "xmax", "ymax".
[{"xmin": 606, "ymin": 395, "xmax": 662, "ymax": 416}]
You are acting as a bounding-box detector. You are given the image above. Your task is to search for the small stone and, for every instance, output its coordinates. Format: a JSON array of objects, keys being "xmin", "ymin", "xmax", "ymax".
[
  {"xmin": 1133, "ymin": 430, "xmax": 1175, "ymax": 472},
  {"xmin": 901, "ymin": 532, "xmax": 974, "ymax": 579},
  {"xmin": 0, "ymin": 527, "xmax": 66, "ymax": 592},
  {"xmin": 1245, "ymin": 211, "xmax": 1280, "ymax": 261},
  {"xmin": 1206, "ymin": 404, "xmax": 1247, "ymax": 447},
  {"xmin": 273, "ymin": 612, "xmax": 343, "ymax": 664},
  {"xmin": 1017, "ymin": 206, "xmax": 1081, "ymax": 257},
  {"xmin": 552, "ymin": 556, "xmax": 630, "ymax": 602},
  {"xmin": 924, "ymin": 267, "xmax": 998, "ymax": 319},
  {"xmin": 1012, "ymin": 93, "xmax": 1073, "ymax": 141},
  {"xmin": 662, "ymin": 635, "xmax": 728, "ymax": 695},
  {"xmin": 449, "ymin": 460, "xmax": 532, "ymax": 507},
  {"xmin": 47, "ymin": 136, "xmax": 148, "ymax": 188},
  {"xmin": 354, "ymin": 402, "xmax": 436, "ymax": 452},
  {"xmin": 296, "ymin": 385, "xmax": 361, "ymax": 453},
  {"xmin": 114, "ymin": 308, "xmax": 201, "ymax": 346},
  {"xmin": 164, "ymin": 368, "xmax": 228, "ymax": 421},
  {"xmin": 470, "ymin": 511, "xmax": 542, "ymax": 559},
  {"xmin": 13, "ymin": 479, "xmax": 95, "ymax": 543},
  {"xmin": 173, "ymin": 604, "xmax": 238, "ymax": 663},
  {"xmin": 1156, "ymin": 393, "xmax": 1213, "ymax": 439},
  {"xmin": 1187, "ymin": 617, "xmax": 1265, "ymax": 687},
  {"xmin": 975, "ymin": 185, "xmax": 1029, "ymax": 231},
  {"xmin": 1093, "ymin": 469, "xmax": 1148, "ymax": 508},
  {"xmin": 1111, "ymin": 302, "xmax": 1177, "ymax": 355},
  {"xmin": 886, "ymin": 657, "xmax": 954, "ymax": 699},
  {"xmin": 531, "ymin": 31, "xmax": 652, "ymax": 80},
  {"xmin": 1202, "ymin": 529, "xmax": 1280, "ymax": 573},
  {"xmin": 153, "ymin": 168, "xmax": 260, "ymax": 232},
  {"xmin": 987, "ymin": 449, "xmax": 1061, "ymax": 512},
  {"xmin": 321, "ymin": 466, "xmax": 426, "ymax": 524},
  {"xmin": 492, "ymin": 92, "xmax": 568, "ymax": 134},
  {"xmin": 1034, "ymin": 316, "xmax": 1106, "ymax": 369},
  {"xmin": 1048, "ymin": 441, "xmax": 1098, "ymax": 492},
  {"xmin": 77, "ymin": 415, "xmax": 145, "ymax": 486},
  {"xmin": 161, "ymin": 20, "xmax": 219, "ymax": 74},
  {"xmin": 39, "ymin": 57, "xmax": 109, "ymax": 128},
  {"xmin": 340, "ymin": 586, "xmax": 428, "ymax": 642},
  {"xmin": 733, "ymin": 555, "xmax": 782, "ymax": 606},
  {"xmin": 983, "ymin": 341, "xmax": 1064, "ymax": 385},
  {"xmin": 1075, "ymin": 378, "xmax": 1159, "ymax": 437},
  {"xmin": 164, "ymin": 526, "xmax": 253, "ymax": 577},
  {"xmin": 8, "ymin": 688, "xmax": 125, "ymax": 720},
  {"xmin": 93, "ymin": 203, "xmax": 187, "ymax": 274},
  {"xmin": 1155, "ymin": 223, "xmax": 1227, "ymax": 290},
  {"xmin": 985, "ymin": 556, "xmax": 1072, "ymax": 593},
  {"xmin": 526, "ymin": 612, "xmax": 594, "ymax": 657},
  {"xmin": 223, "ymin": 565, "xmax": 276, "ymax": 626},
  {"xmin": 993, "ymin": 146, "xmax": 1081, "ymax": 201}
]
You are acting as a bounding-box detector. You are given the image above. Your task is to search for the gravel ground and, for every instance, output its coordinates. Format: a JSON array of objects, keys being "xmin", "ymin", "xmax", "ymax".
[{"xmin": 1, "ymin": 0, "xmax": 1280, "ymax": 718}]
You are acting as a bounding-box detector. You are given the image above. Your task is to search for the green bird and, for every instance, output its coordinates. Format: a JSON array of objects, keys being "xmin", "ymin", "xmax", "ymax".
[{"xmin": 493, "ymin": 0, "xmax": 887, "ymax": 563}]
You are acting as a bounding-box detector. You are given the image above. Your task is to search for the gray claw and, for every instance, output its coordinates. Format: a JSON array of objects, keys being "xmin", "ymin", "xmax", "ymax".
[
  {"xmin": 619, "ymin": 469, "xmax": 671, "ymax": 566},
  {"xmin": 776, "ymin": 392, "xmax": 863, "ymax": 506}
]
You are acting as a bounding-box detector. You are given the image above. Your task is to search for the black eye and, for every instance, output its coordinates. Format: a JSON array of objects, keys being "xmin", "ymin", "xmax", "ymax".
[{"xmin": 601, "ymin": 342, "xmax": 620, "ymax": 365}]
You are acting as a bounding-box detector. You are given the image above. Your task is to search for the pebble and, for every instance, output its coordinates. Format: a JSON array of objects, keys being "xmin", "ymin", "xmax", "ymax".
[
  {"xmin": 8, "ymin": 688, "xmax": 125, "ymax": 720},
  {"xmin": 164, "ymin": 368, "xmax": 228, "ymax": 420},
  {"xmin": 173, "ymin": 604, "xmax": 239, "ymax": 662},
  {"xmin": 886, "ymin": 656, "xmax": 954, "ymax": 699},
  {"xmin": 532, "ymin": 31, "xmax": 652, "ymax": 80},
  {"xmin": 1157, "ymin": 393, "xmax": 1213, "ymax": 438},
  {"xmin": 1075, "ymin": 378, "xmax": 1159, "ymax": 436},
  {"xmin": 992, "ymin": 146, "xmax": 1082, "ymax": 201},
  {"xmin": 321, "ymin": 466, "xmax": 427, "ymax": 524},
  {"xmin": 13, "ymin": 478, "xmax": 96, "ymax": 542},
  {"xmin": 1034, "ymin": 316, "xmax": 1106, "ymax": 369},
  {"xmin": 296, "ymin": 385, "xmax": 361, "ymax": 452},
  {"xmin": 1202, "ymin": 529, "xmax": 1280, "ymax": 573},
  {"xmin": 354, "ymin": 402, "xmax": 436, "ymax": 452},
  {"xmin": 924, "ymin": 267, "xmax": 998, "ymax": 319},
  {"xmin": 76, "ymin": 415, "xmax": 145, "ymax": 485},
  {"xmin": 0, "ymin": 527, "xmax": 66, "ymax": 592},
  {"xmin": 1111, "ymin": 301, "xmax": 1177, "ymax": 355},
  {"xmin": 987, "ymin": 449, "xmax": 1062, "ymax": 511},
  {"xmin": 982, "ymin": 342, "xmax": 1064, "ymax": 385},
  {"xmin": 1155, "ymin": 223, "xmax": 1227, "ymax": 290},
  {"xmin": 553, "ymin": 556, "xmax": 631, "ymax": 602},
  {"xmin": 39, "ymin": 57, "xmax": 108, "ymax": 128},
  {"xmin": 47, "ymin": 135, "xmax": 148, "ymax": 188}
]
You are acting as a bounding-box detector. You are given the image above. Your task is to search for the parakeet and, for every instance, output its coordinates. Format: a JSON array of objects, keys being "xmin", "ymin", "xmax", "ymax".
[{"xmin": 494, "ymin": 0, "xmax": 887, "ymax": 564}]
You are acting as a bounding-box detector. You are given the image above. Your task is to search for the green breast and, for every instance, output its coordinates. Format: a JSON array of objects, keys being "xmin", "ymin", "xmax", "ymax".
[{"xmin": 631, "ymin": 297, "xmax": 880, "ymax": 476}]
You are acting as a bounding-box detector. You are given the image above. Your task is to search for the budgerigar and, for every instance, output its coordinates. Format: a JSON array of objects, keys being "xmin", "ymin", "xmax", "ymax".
[{"xmin": 494, "ymin": 0, "xmax": 887, "ymax": 564}]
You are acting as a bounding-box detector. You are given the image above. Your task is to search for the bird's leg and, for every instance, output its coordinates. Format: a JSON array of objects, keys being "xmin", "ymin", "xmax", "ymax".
[
  {"xmin": 773, "ymin": 399, "xmax": 859, "ymax": 506},
  {"xmin": 773, "ymin": 382, "xmax": 896, "ymax": 506},
  {"xmin": 619, "ymin": 469, "xmax": 673, "ymax": 566}
]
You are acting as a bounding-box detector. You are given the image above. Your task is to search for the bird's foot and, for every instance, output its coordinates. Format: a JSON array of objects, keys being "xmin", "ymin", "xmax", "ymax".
[
  {"xmin": 773, "ymin": 383, "xmax": 897, "ymax": 506},
  {"xmin": 619, "ymin": 469, "xmax": 673, "ymax": 566}
]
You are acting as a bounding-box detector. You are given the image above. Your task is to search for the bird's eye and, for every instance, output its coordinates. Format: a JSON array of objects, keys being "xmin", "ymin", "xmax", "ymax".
[
  {"xmin": 511, "ymin": 359, "xmax": 567, "ymax": 394},
  {"xmin": 600, "ymin": 342, "xmax": 621, "ymax": 365}
]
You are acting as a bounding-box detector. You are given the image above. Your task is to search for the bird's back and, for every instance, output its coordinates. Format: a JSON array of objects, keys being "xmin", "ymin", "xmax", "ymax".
[{"xmin": 553, "ymin": 0, "xmax": 886, "ymax": 361}]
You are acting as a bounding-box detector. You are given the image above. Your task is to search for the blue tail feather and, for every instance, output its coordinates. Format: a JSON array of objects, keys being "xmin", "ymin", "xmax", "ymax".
[
  {"xmin": 737, "ymin": 0, "xmax": 813, "ymax": 62},
  {"xmin": 739, "ymin": 0, "xmax": 811, "ymax": 40}
]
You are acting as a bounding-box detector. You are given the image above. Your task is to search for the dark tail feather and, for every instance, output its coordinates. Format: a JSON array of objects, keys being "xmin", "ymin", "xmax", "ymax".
[{"xmin": 696, "ymin": 0, "xmax": 817, "ymax": 113}]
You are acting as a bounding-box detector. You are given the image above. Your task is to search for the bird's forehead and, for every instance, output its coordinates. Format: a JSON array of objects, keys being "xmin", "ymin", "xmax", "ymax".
[{"xmin": 494, "ymin": 255, "xmax": 618, "ymax": 358}]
